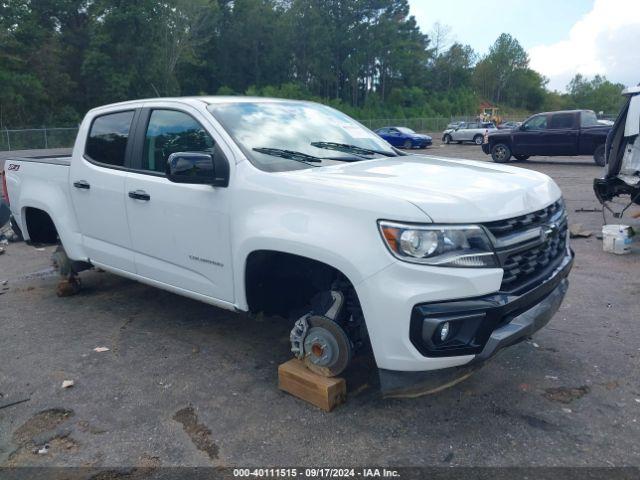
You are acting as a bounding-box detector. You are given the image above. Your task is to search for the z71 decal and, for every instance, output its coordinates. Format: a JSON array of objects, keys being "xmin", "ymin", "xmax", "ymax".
[{"xmin": 7, "ymin": 164, "xmax": 20, "ymax": 171}]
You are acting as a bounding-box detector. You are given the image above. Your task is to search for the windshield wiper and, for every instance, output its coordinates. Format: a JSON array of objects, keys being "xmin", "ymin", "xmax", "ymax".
[
  {"xmin": 253, "ymin": 147, "xmax": 322, "ymax": 166},
  {"xmin": 311, "ymin": 141, "xmax": 397, "ymax": 158}
]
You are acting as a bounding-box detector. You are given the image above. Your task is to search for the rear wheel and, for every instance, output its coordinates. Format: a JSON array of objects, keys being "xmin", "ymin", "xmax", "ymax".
[
  {"xmin": 514, "ymin": 154, "xmax": 530, "ymax": 161},
  {"xmin": 403, "ymin": 139, "xmax": 413, "ymax": 149},
  {"xmin": 473, "ymin": 134, "xmax": 483, "ymax": 145},
  {"xmin": 491, "ymin": 143, "xmax": 512, "ymax": 163},
  {"xmin": 593, "ymin": 144, "xmax": 606, "ymax": 166},
  {"xmin": 443, "ymin": 134, "xmax": 452, "ymax": 144}
]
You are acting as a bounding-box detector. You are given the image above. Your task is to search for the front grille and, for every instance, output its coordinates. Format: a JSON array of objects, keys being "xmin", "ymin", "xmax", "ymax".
[
  {"xmin": 484, "ymin": 200, "xmax": 564, "ymax": 236},
  {"xmin": 484, "ymin": 200, "xmax": 568, "ymax": 292}
]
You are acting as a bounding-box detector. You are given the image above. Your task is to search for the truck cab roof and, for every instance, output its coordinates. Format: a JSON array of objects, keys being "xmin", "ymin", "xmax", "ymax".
[{"xmin": 87, "ymin": 96, "xmax": 311, "ymax": 113}]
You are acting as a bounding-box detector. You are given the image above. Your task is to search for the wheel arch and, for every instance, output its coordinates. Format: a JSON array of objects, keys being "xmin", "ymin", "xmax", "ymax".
[
  {"xmin": 22, "ymin": 207, "xmax": 59, "ymax": 244},
  {"xmin": 16, "ymin": 180, "xmax": 85, "ymax": 259},
  {"xmin": 241, "ymin": 247, "xmax": 363, "ymax": 318}
]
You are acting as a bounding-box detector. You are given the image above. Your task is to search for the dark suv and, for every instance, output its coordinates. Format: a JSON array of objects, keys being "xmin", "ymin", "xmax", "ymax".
[{"xmin": 482, "ymin": 110, "xmax": 611, "ymax": 165}]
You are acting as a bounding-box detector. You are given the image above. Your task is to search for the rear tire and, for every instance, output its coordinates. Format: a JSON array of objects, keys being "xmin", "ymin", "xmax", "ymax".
[
  {"xmin": 491, "ymin": 143, "xmax": 512, "ymax": 163},
  {"xmin": 514, "ymin": 154, "xmax": 530, "ymax": 161},
  {"xmin": 473, "ymin": 135, "xmax": 483, "ymax": 145},
  {"xmin": 443, "ymin": 134, "xmax": 452, "ymax": 144},
  {"xmin": 593, "ymin": 144, "xmax": 606, "ymax": 166}
]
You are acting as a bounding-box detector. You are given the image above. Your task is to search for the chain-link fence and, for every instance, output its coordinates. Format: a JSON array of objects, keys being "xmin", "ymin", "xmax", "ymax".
[{"xmin": 0, "ymin": 127, "xmax": 78, "ymax": 152}]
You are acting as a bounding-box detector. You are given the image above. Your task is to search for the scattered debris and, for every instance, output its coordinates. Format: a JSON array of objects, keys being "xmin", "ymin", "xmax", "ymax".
[
  {"xmin": 0, "ymin": 247, "xmax": 4, "ymax": 255},
  {"xmin": 93, "ymin": 346, "xmax": 110, "ymax": 353},
  {"xmin": 569, "ymin": 223, "xmax": 593, "ymax": 238},
  {"xmin": 34, "ymin": 444, "xmax": 50, "ymax": 455},
  {"xmin": 35, "ymin": 247, "xmax": 45, "ymax": 251},
  {"xmin": 635, "ymin": 398, "xmax": 640, "ymax": 404},
  {"xmin": 1, "ymin": 280, "xmax": 7, "ymax": 286},
  {"xmin": 61, "ymin": 380, "xmax": 74, "ymax": 389},
  {"xmin": 442, "ymin": 452, "xmax": 454, "ymax": 463},
  {"xmin": 603, "ymin": 381, "xmax": 619, "ymax": 390},
  {"xmin": 562, "ymin": 408, "xmax": 573, "ymax": 414},
  {"xmin": 532, "ymin": 342, "xmax": 540, "ymax": 348},
  {"xmin": 0, "ymin": 224, "xmax": 21, "ymax": 243},
  {"xmin": 607, "ymin": 303, "xmax": 613, "ymax": 308},
  {"xmin": 543, "ymin": 385, "xmax": 590, "ymax": 404},
  {"xmin": 574, "ymin": 207, "xmax": 601, "ymax": 213},
  {"xmin": 0, "ymin": 398, "xmax": 30, "ymax": 411},
  {"xmin": 545, "ymin": 375, "xmax": 559, "ymax": 380}
]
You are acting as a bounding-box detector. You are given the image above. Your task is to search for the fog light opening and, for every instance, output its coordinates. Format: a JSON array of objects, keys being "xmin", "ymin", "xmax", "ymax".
[{"xmin": 439, "ymin": 322, "xmax": 450, "ymax": 342}]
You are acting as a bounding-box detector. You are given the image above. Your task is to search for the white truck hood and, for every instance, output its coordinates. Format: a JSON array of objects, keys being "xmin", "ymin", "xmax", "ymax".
[{"xmin": 282, "ymin": 155, "xmax": 561, "ymax": 223}]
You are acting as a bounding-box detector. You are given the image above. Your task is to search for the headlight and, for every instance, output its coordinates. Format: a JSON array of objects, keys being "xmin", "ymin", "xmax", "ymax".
[{"xmin": 378, "ymin": 221, "xmax": 498, "ymax": 267}]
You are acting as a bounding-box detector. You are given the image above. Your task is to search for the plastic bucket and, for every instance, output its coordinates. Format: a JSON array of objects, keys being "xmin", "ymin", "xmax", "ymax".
[{"xmin": 602, "ymin": 224, "xmax": 633, "ymax": 254}]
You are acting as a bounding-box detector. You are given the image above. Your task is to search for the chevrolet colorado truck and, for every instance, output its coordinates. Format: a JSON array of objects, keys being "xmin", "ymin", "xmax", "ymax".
[
  {"xmin": 3, "ymin": 97, "xmax": 573, "ymax": 396},
  {"xmin": 482, "ymin": 109, "xmax": 610, "ymax": 166}
]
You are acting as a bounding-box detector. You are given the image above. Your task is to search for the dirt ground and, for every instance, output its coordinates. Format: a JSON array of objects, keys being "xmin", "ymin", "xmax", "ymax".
[{"xmin": 1, "ymin": 139, "xmax": 640, "ymax": 470}]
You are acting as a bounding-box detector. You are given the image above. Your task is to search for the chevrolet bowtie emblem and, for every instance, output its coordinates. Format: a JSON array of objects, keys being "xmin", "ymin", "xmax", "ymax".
[{"xmin": 541, "ymin": 223, "xmax": 558, "ymax": 242}]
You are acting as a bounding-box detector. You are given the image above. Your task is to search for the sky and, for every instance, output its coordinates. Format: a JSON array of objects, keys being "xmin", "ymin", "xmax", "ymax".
[{"xmin": 408, "ymin": 0, "xmax": 640, "ymax": 92}]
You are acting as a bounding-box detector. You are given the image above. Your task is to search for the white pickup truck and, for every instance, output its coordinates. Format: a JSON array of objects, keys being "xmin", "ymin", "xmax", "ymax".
[{"xmin": 2, "ymin": 97, "xmax": 573, "ymax": 396}]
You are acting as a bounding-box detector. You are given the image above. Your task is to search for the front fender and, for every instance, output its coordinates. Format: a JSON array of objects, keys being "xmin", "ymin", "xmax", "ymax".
[{"xmin": 231, "ymin": 203, "xmax": 397, "ymax": 311}]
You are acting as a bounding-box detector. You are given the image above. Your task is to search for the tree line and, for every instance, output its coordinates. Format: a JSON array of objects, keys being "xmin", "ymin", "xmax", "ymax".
[{"xmin": 0, "ymin": 0, "xmax": 628, "ymax": 128}]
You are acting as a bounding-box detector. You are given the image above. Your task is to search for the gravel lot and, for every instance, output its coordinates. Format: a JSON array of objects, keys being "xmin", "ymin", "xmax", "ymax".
[{"xmin": 1, "ymin": 139, "xmax": 639, "ymax": 470}]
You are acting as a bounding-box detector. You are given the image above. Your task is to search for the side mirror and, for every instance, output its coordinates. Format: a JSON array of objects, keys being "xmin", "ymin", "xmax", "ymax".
[{"xmin": 166, "ymin": 151, "xmax": 229, "ymax": 187}]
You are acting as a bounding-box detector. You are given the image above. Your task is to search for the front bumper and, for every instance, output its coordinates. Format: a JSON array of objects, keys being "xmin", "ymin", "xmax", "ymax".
[{"xmin": 377, "ymin": 252, "xmax": 572, "ymax": 397}]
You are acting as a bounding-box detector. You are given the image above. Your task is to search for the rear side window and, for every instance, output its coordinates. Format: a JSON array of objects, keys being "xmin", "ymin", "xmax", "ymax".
[
  {"xmin": 549, "ymin": 113, "xmax": 575, "ymax": 129},
  {"xmin": 142, "ymin": 110, "xmax": 215, "ymax": 173},
  {"xmin": 85, "ymin": 111, "xmax": 135, "ymax": 167},
  {"xmin": 580, "ymin": 111, "xmax": 599, "ymax": 127}
]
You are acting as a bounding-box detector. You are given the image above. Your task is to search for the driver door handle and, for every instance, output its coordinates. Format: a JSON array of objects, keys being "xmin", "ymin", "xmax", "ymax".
[
  {"xmin": 73, "ymin": 180, "xmax": 90, "ymax": 189},
  {"xmin": 128, "ymin": 190, "xmax": 151, "ymax": 201}
]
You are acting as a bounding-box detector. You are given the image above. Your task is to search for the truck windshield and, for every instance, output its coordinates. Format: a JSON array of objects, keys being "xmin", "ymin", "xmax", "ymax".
[{"xmin": 207, "ymin": 101, "xmax": 397, "ymax": 172}]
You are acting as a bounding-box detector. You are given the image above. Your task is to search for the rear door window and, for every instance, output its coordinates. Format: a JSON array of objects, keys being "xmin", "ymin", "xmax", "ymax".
[
  {"xmin": 85, "ymin": 111, "xmax": 135, "ymax": 167},
  {"xmin": 549, "ymin": 113, "xmax": 575, "ymax": 129}
]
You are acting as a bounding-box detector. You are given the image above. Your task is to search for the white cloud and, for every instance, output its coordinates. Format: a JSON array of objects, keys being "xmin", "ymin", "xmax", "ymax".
[{"xmin": 529, "ymin": 0, "xmax": 640, "ymax": 91}]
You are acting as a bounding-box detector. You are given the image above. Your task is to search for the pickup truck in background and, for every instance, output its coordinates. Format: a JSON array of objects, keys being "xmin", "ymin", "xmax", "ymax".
[
  {"xmin": 3, "ymin": 97, "xmax": 573, "ymax": 396},
  {"xmin": 594, "ymin": 86, "xmax": 640, "ymax": 206},
  {"xmin": 482, "ymin": 109, "xmax": 611, "ymax": 165}
]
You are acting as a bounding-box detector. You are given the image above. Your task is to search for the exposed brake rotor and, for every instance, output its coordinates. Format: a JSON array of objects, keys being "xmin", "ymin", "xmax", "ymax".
[{"xmin": 302, "ymin": 315, "xmax": 352, "ymax": 377}]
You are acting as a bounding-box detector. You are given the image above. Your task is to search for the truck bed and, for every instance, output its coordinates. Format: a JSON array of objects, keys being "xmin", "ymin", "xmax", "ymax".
[{"xmin": 0, "ymin": 148, "xmax": 72, "ymax": 168}]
